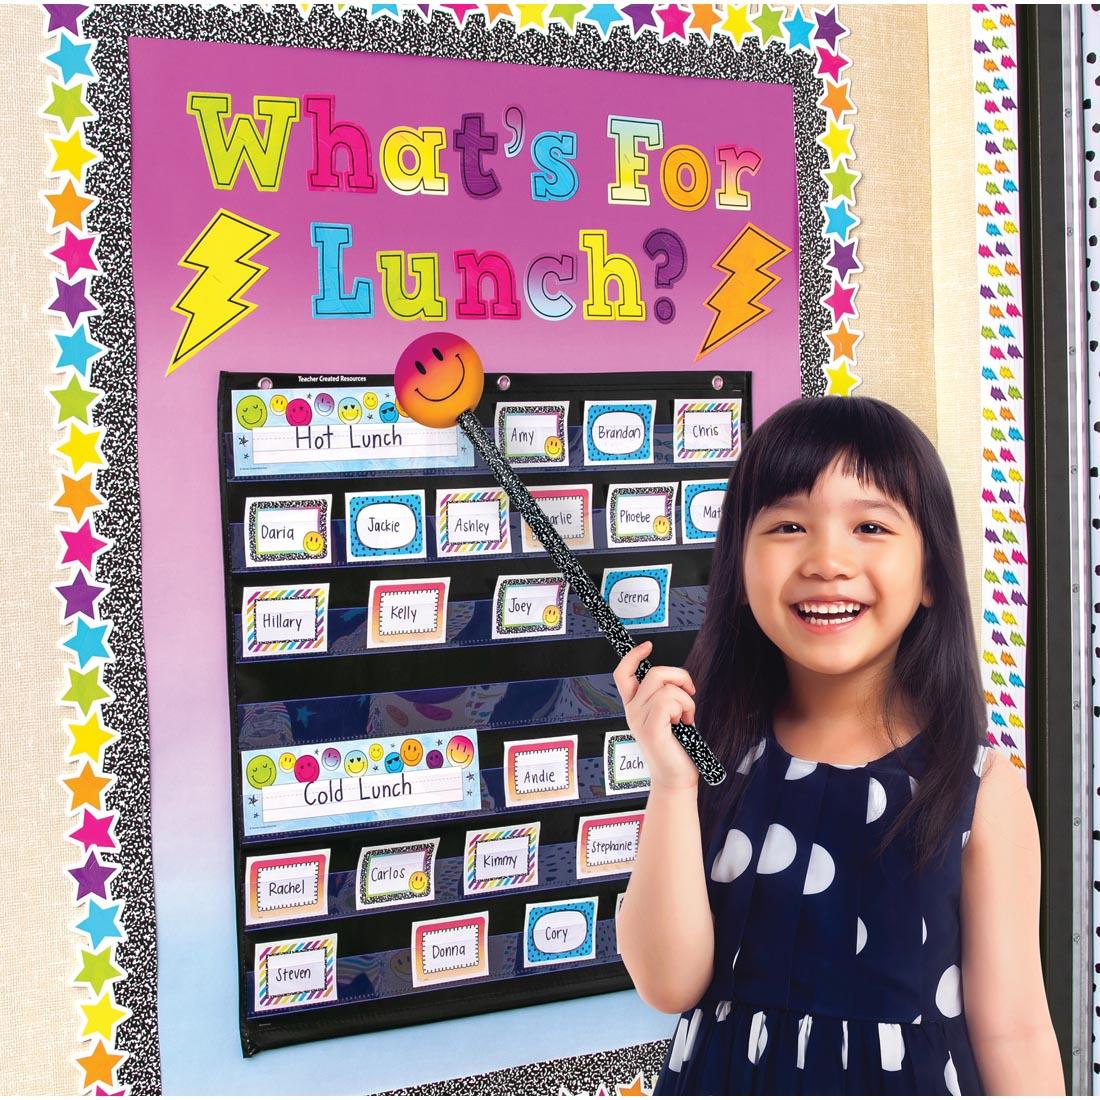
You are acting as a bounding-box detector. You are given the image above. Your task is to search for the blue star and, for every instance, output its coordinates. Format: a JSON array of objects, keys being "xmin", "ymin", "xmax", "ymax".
[
  {"xmin": 782, "ymin": 8, "xmax": 814, "ymax": 50},
  {"xmin": 47, "ymin": 33, "xmax": 94, "ymax": 83},
  {"xmin": 823, "ymin": 198, "xmax": 858, "ymax": 241},
  {"xmin": 371, "ymin": 3, "xmax": 400, "ymax": 16},
  {"xmin": 54, "ymin": 322, "xmax": 103, "ymax": 376},
  {"xmin": 63, "ymin": 615, "xmax": 110, "ymax": 669},
  {"xmin": 75, "ymin": 898, "xmax": 122, "ymax": 950},
  {"xmin": 585, "ymin": 3, "xmax": 624, "ymax": 37},
  {"xmin": 295, "ymin": 704, "xmax": 316, "ymax": 726}
]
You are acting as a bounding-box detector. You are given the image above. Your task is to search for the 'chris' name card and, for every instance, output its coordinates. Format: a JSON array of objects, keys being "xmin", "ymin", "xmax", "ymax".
[{"xmin": 673, "ymin": 398, "xmax": 741, "ymax": 463}]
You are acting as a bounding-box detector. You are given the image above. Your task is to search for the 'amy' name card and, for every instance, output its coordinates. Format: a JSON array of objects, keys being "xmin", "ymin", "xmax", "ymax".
[
  {"xmin": 503, "ymin": 735, "xmax": 578, "ymax": 807},
  {"xmin": 411, "ymin": 911, "xmax": 489, "ymax": 987},
  {"xmin": 495, "ymin": 401, "xmax": 569, "ymax": 466}
]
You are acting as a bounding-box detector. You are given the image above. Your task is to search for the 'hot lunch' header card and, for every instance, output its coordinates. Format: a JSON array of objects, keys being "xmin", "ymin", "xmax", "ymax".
[
  {"xmin": 241, "ymin": 731, "xmax": 481, "ymax": 837},
  {"xmin": 232, "ymin": 385, "xmax": 475, "ymax": 477}
]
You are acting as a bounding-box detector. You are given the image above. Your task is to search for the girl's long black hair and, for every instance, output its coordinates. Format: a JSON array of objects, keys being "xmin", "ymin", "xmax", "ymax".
[{"xmin": 690, "ymin": 396, "xmax": 987, "ymax": 872}]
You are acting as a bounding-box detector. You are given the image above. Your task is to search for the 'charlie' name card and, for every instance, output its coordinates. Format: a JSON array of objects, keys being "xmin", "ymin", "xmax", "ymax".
[{"xmin": 520, "ymin": 484, "xmax": 593, "ymax": 552}]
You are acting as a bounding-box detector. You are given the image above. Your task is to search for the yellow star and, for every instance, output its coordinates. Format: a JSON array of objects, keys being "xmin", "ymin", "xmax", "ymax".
[
  {"xmin": 56, "ymin": 423, "xmax": 104, "ymax": 476},
  {"xmin": 48, "ymin": 129, "xmax": 97, "ymax": 181},
  {"xmin": 819, "ymin": 120, "xmax": 854, "ymax": 163},
  {"xmin": 721, "ymin": 4, "xmax": 754, "ymax": 45},
  {"xmin": 825, "ymin": 359, "xmax": 861, "ymax": 395},
  {"xmin": 67, "ymin": 711, "xmax": 117, "ymax": 763},
  {"xmin": 79, "ymin": 991, "xmax": 129, "ymax": 1041},
  {"xmin": 516, "ymin": 3, "xmax": 547, "ymax": 28},
  {"xmin": 55, "ymin": 471, "xmax": 103, "ymax": 523}
]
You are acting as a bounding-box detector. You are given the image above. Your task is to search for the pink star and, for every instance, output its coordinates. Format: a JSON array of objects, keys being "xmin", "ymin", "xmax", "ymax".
[
  {"xmin": 60, "ymin": 519, "xmax": 107, "ymax": 571},
  {"xmin": 816, "ymin": 46, "xmax": 850, "ymax": 82},
  {"xmin": 824, "ymin": 281, "xmax": 857, "ymax": 322},
  {"xmin": 442, "ymin": 3, "xmax": 477, "ymax": 23},
  {"xmin": 656, "ymin": 3, "xmax": 689, "ymax": 37},
  {"xmin": 69, "ymin": 808, "xmax": 118, "ymax": 853},
  {"xmin": 49, "ymin": 228, "xmax": 99, "ymax": 280}
]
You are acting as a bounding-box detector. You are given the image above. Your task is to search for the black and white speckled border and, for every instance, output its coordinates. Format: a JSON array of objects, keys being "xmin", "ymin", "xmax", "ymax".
[{"xmin": 80, "ymin": 4, "xmax": 830, "ymax": 1091}]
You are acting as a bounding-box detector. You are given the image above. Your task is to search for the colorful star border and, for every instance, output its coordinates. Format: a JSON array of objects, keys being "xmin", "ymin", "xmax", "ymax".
[
  {"xmin": 971, "ymin": 4, "xmax": 1027, "ymax": 771},
  {"xmin": 41, "ymin": 3, "xmax": 132, "ymax": 1093}
]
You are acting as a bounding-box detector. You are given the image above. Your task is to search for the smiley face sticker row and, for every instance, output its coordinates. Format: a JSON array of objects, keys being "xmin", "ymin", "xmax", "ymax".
[{"xmin": 236, "ymin": 389, "xmax": 401, "ymax": 429}]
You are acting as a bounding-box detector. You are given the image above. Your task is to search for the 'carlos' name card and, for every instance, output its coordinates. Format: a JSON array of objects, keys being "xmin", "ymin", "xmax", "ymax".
[
  {"xmin": 411, "ymin": 911, "xmax": 489, "ymax": 987},
  {"xmin": 356, "ymin": 838, "xmax": 439, "ymax": 910}
]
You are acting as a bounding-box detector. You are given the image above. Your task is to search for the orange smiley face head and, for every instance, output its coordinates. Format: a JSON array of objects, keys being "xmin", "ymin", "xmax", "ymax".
[{"xmin": 394, "ymin": 332, "xmax": 485, "ymax": 429}]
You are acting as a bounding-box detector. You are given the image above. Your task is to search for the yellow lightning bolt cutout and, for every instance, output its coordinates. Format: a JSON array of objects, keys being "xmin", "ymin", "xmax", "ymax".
[
  {"xmin": 696, "ymin": 223, "xmax": 791, "ymax": 361},
  {"xmin": 168, "ymin": 209, "xmax": 278, "ymax": 375}
]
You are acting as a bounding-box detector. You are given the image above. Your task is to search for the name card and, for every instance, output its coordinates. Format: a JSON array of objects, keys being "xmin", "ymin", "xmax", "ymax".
[
  {"xmin": 367, "ymin": 577, "xmax": 449, "ymax": 648},
  {"xmin": 673, "ymin": 398, "xmax": 742, "ymax": 463},
  {"xmin": 520, "ymin": 484, "xmax": 593, "ymax": 552},
  {"xmin": 241, "ymin": 731, "xmax": 480, "ymax": 837},
  {"xmin": 496, "ymin": 401, "xmax": 569, "ymax": 466},
  {"xmin": 244, "ymin": 495, "xmax": 332, "ymax": 567},
  {"xmin": 606, "ymin": 482, "xmax": 677, "ymax": 547},
  {"xmin": 576, "ymin": 810, "xmax": 645, "ymax": 878},
  {"xmin": 681, "ymin": 479, "xmax": 727, "ymax": 542},
  {"xmin": 492, "ymin": 574, "xmax": 568, "ymax": 638},
  {"xmin": 583, "ymin": 401, "xmax": 655, "ymax": 465},
  {"xmin": 242, "ymin": 584, "xmax": 328, "ymax": 658},
  {"xmin": 245, "ymin": 850, "xmax": 330, "ymax": 925},
  {"xmin": 412, "ymin": 912, "xmax": 489, "ymax": 987},
  {"xmin": 437, "ymin": 487, "xmax": 511, "ymax": 556},
  {"xmin": 601, "ymin": 564, "xmax": 672, "ymax": 628},
  {"xmin": 503, "ymin": 735, "xmax": 578, "ymax": 807},
  {"xmin": 356, "ymin": 838, "xmax": 439, "ymax": 910},
  {"xmin": 346, "ymin": 491, "xmax": 426, "ymax": 561},
  {"xmin": 464, "ymin": 823, "xmax": 540, "ymax": 894},
  {"xmin": 523, "ymin": 897, "xmax": 599, "ymax": 967},
  {"xmin": 603, "ymin": 731, "xmax": 651, "ymax": 794},
  {"xmin": 254, "ymin": 934, "xmax": 337, "ymax": 1011}
]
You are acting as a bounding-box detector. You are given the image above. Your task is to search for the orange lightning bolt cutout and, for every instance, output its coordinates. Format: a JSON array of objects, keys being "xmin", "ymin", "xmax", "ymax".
[
  {"xmin": 696, "ymin": 224, "xmax": 791, "ymax": 361},
  {"xmin": 168, "ymin": 208, "xmax": 278, "ymax": 375}
]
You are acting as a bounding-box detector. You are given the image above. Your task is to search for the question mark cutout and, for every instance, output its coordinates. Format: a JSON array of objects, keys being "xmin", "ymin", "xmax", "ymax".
[{"xmin": 644, "ymin": 229, "xmax": 688, "ymax": 324}]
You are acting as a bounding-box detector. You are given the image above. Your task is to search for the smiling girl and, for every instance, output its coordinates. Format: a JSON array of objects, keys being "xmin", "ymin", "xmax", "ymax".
[{"xmin": 614, "ymin": 396, "xmax": 1063, "ymax": 1095}]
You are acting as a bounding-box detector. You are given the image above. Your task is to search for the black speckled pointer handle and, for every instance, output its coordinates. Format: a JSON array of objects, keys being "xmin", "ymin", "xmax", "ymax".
[{"xmin": 458, "ymin": 411, "xmax": 726, "ymax": 786}]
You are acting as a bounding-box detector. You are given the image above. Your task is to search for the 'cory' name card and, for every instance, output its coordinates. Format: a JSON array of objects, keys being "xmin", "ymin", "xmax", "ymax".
[{"xmin": 523, "ymin": 897, "xmax": 599, "ymax": 967}]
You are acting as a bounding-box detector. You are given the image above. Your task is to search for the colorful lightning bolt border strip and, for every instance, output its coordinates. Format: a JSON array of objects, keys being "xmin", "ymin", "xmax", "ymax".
[
  {"xmin": 970, "ymin": 4, "xmax": 1028, "ymax": 773},
  {"xmin": 40, "ymin": 2, "xmax": 133, "ymax": 1093}
]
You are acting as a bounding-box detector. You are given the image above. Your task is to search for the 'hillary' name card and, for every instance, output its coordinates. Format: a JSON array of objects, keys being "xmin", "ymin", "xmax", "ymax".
[{"xmin": 242, "ymin": 584, "xmax": 328, "ymax": 658}]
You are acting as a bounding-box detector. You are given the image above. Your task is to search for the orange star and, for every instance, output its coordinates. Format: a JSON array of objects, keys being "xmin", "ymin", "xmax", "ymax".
[
  {"xmin": 43, "ymin": 180, "xmax": 93, "ymax": 231},
  {"xmin": 617, "ymin": 1073, "xmax": 650, "ymax": 1096},
  {"xmin": 820, "ymin": 80, "xmax": 854, "ymax": 120},
  {"xmin": 689, "ymin": 4, "xmax": 721, "ymax": 38},
  {"xmin": 55, "ymin": 471, "xmax": 103, "ymax": 523},
  {"xmin": 486, "ymin": 3, "xmax": 512, "ymax": 22},
  {"xmin": 62, "ymin": 761, "xmax": 112, "ymax": 812},
  {"xmin": 826, "ymin": 320, "xmax": 859, "ymax": 360},
  {"xmin": 74, "ymin": 1039, "xmax": 123, "ymax": 1090}
]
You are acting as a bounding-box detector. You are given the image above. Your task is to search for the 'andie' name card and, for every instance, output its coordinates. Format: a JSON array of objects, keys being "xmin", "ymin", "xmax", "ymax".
[
  {"xmin": 254, "ymin": 934, "xmax": 337, "ymax": 1011},
  {"xmin": 411, "ymin": 911, "xmax": 489, "ymax": 987},
  {"xmin": 503, "ymin": 735, "xmax": 578, "ymax": 807},
  {"xmin": 244, "ymin": 495, "xmax": 332, "ymax": 567},
  {"xmin": 495, "ymin": 401, "xmax": 569, "ymax": 467},
  {"xmin": 245, "ymin": 850, "xmax": 330, "ymax": 925},
  {"xmin": 576, "ymin": 810, "xmax": 645, "ymax": 878},
  {"xmin": 367, "ymin": 577, "xmax": 449, "ymax": 648},
  {"xmin": 673, "ymin": 398, "xmax": 741, "ymax": 463}
]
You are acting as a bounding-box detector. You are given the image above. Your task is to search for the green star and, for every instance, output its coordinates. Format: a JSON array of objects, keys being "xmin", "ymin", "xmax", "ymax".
[
  {"xmin": 825, "ymin": 161, "xmax": 859, "ymax": 201},
  {"xmin": 549, "ymin": 3, "xmax": 585, "ymax": 28},
  {"xmin": 63, "ymin": 665, "xmax": 110, "ymax": 715},
  {"xmin": 50, "ymin": 374, "xmax": 98, "ymax": 425},
  {"xmin": 74, "ymin": 946, "xmax": 122, "ymax": 996},
  {"xmin": 753, "ymin": 4, "xmax": 783, "ymax": 43},
  {"xmin": 43, "ymin": 81, "xmax": 92, "ymax": 134}
]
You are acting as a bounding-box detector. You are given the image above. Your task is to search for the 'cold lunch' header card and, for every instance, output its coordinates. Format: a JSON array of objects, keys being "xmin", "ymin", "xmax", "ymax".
[
  {"xmin": 367, "ymin": 577, "xmax": 449, "ymax": 648},
  {"xmin": 241, "ymin": 731, "xmax": 481, "ymax": 837},
  {"xmin": 583, "ymin": 401, "xmax": 655, "ymax": 465},
  {"xmin": 244, "ymin": 495, "xmax": 332, "ymax": 567},
  {"xmin": 673, "ymin": 398, "xmax": 742, "ymax": 463},
  {"xmin": 495, "ymin": 401, "xmax": 569, "ymax": 467},
  {"xmin": 232, "ymin": 385, "xmax": 475, "ymax": 477},
  {"xmin": 411, "ymin": 911, "xmax": 489, "ymax": 987}
]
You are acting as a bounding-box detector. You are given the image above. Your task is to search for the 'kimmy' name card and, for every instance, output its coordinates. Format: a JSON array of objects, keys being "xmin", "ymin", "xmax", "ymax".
[
  {"xmin": 520, "ymin": 484, "xmax": 593, "ymax": 552},
  {"xmin": 605, "ymin": 482, "xmax": 677, "ymax": 547},
  {"xmin": 681, "ymin": 479, "xmax": 726, "ymax": 542},
  {"xmin": 503, "ymin": 735, "xmax": 578, "ymax": 807},
  {"xmin": 523, "ymin": 896, "xmax": 599, "ymax": 968},
  {"xmin": 464, "ymin": 823, "xmax": 540, "ymax": 894},
  {"xmin": 603, "ymin": 731, "xmax": 651, "ymax": 794},
  {"xmin": 583, "ymin": 401, "xmax": 655, "ymax": 465},
  {"xmin": 346, "ymin": 491, "xmax": 426, "ymax": 561},
  {"xmin": 254, "ymin": 934, "xmax": 337, "ymax": 1012},
  {"xmin": 600, "ymin": 564, "xmax": 672, "ymax": 628},
  {"xmin": 242, "ymin": 584, "xmax": 328, "ymax": 658},
  {"xmin": 492, "ymin": 574, "xmax": 568, "ymax": 638},
  {"xmin": 673, "ymin": 398, "xmax": 741, "ymax": 463},
  {"xmin": 576, "ymin": 810, "xmax": 645, "ymax": 878},
  {"xmin": 357, "ymin": 838, "xmax": 439, "ymax": 911},
  {"xmin": 411, "ymin": 911, "xmax": 489, "ymax": 987},
  {"xmin": 496, "ymin": 401, "xmax": 569, "ymax": 466},
  {"xmin": 367, "ymin": 577, "xmax": 449, "ymax": 648},
  {"xmin": 245, "ymin": 849, "xmax": 330, "ymax": 925},
  {"xmin": 244, "ymin": 495, "xmax": 332, "ymax": 567}
]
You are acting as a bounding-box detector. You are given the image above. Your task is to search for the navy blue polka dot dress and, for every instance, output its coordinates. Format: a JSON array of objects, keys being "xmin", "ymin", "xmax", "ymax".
[{"xmin": 653, "ymin": 725, "xmax": 990, "ymax": 1096}]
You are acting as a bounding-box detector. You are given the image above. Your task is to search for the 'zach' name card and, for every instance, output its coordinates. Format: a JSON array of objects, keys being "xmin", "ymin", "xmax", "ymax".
[
  {"xmin": 367, "ymin": 577, "xmax": 449, "ymax": 648},
  {"xmin": 411, "ymin": 911, "xmax": 489, "ymax": 987},
  {"xmin": 503, "ymin": 735, "xmax": 578, "ymax": 807},
  {"xmin": 603, "ymin": 731, "xmax": 651, "ymax": 794}
]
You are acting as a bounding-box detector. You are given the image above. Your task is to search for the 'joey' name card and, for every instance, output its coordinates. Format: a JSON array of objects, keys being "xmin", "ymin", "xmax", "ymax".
[
  {"xmin": 681, "ymin": 479, "xmax": 726, "ymax": 542},
  {"xmin": 356, "ymin": 838, "xmax": 439, "ymax": 910},
  {"xmin": 241, "ymin": 731, "xmax": 481, "ymax": 837},
  {"xmin": 673, "ymin": 398, "xmax": 741, "ymax": 463},
  {"xmin": 254, "ymin": 934, "xmax": 337, "ymax": 1012},
  {"xmin": 495, "ymin": 401, "xmax": 569, "ymax": 466},
  {"xmin": 606, "ymin": 482, "xmax": 677, "ymax": 547},
  {"xmin": 576, "ymin": 810, "xmax": 645, "ymax": 879},
  {"xmin": 503, "ymin": 735, "xmax": 578, "ymax": 807},
  {"xmin": 411, "ymin": 911, "xmax": 489, "ymax": 987},
  {"xmin": 367, "ymin": 577, "xmax": 449, "ymax": 647},
  {"xmin": 492, "ymin": 574, "xmax": 568, "ymax": 638},
  {"xmin": 523, "ymin": 897, "xmax": 599, "ymax": 968},
  {"xmin": 601, "ymin": 564, "xmax": 672, "ymax": 628},
  {"xmin": 346, "ymin": 491, "xmax": 426, "ymax": 561},
  {"xmin": 244, "ymin": 495, "xmax": 332, "ymax": 567},
  {"xmin": 464, "ymin": 823, "xmax": 540, "ymax": 894},
  {"xmin": 436, "ymin": 487, "xmax": 511, "ymax": 556},
  {"xmin": 245, "ymin": 850, "xmax": 330, "ymax": 926},
  {"xmin": 603, "ymin": 731, "xmax": 651, "ymax": 794},
  {"xmin": 583, "ymin": 401, "xmax": 655, "ymax": 465},
  {"xmin": 520, "ymin": 484, "xmax": 593, "ymax": 552},
  {"xmin": 242, "ymin": 584, "xmax": 328, "ymax": 658}
]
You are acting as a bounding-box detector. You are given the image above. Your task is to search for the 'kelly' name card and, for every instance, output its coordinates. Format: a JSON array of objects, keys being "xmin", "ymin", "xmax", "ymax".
[{"xmin": 367, "ymin": 577, "xmax": 449, "ymax": 648}]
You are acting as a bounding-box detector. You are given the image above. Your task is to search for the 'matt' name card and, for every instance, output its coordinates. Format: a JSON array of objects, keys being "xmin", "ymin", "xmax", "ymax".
[{"xmin": 681, "ymin": 479, "xmax": 726, "ymax": 542}]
